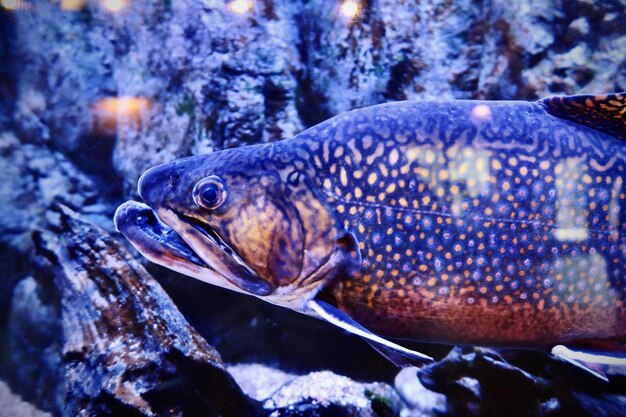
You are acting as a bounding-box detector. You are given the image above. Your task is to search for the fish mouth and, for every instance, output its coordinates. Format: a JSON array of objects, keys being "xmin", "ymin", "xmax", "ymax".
[
  {"xmin": 114, "ymin": 201, "xmax": 272, "ymax": 296},
  {"xmin": 173, "ymin": 211, "xmax": 242, "ymax": 267},
  {"xmin": 114, "ymin": 201, "xmax": 207, "ymax": 267}
]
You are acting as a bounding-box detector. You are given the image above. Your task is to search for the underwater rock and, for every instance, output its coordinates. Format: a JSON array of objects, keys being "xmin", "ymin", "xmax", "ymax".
[
  {"xmin": 5, "ymin": 276, "xmax": 64, "ymax": 414},
  {"xmin": 0, "ymin": 131, "xmax": 105, "ymax": 253},
  {"xmin": 12, "ymin": 0, "xmax": 114, "ymax": 150},
  {"xmin": 263, "ymin": 370, "xmax": 403, "ymax": 417},
  {"xmin": 106, "ymin": 0, "xmax": 303, "ymax": 188},
  {"xmin": 228, "ymin": 363, "xmax": 298, "ymax": 402},
  {"xmin": 295, "ymin": 0, "xmax": 392, "ymax": 122},
  {"xmin": 394, "ymin": 367, "xmax": 446, "ymax": 415},
  {"xmin": 418, "ymin": 346, "xmax": 626, "ymax": 417},
  {"xmin": 230, "ymin": 363, "xmax": 419, "ymax": 417},
  {"xmin": 32, "ymin": 206, "xmax": 262, "ymax": 417},
  {"xmin": 296, "ymin": 0, "xmax": 626, "ymax": 118},
  {"xmin": 418, "ymin": 347, "xmax": 555, "ymax": 417},
  {"xmin": 0, "ymin": 380, "xmax": 52, "ymax": 417},
  {"xmin": 12, "ymin": 0, "xmax": 302, "ymax": 191},
  {"xmin": 0, "ymin": 128, "xmax": 118, "ymax": 406}
]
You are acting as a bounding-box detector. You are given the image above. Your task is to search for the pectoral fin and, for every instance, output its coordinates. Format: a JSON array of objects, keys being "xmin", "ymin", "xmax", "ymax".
[
  {"xmin": 551, "ymin": 341, "xmax": 626, "ymax": 382},
  {"xmin": 335, "ymin": 231, "xmax": 362, "ymax": 277},
  {"xmin": 307, "ymin": 300, "xmax": 434, "ymax": 367}
]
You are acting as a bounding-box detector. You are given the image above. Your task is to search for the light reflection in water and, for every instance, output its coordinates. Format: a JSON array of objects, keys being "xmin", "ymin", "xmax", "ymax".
[
  {"xmin": 0, "ymin": 0, "xmax": 18, "ymax": 10},
  {"xmin": 551, "ymin": 253, "xmax": 614, "ymax": 308},
  {"xmin": 1, "ymin": 0, "xmax": 30, "ymax": 11},
  {"xmin": 228, "ymin": 0, "xmax": 253, "ymax": 15},
  {"xmin": 60, "ymin": 0, "xmax": 86, "ymax": 11},
  {"xmin": 470, "ymin": 104, "xmax": 492, "ymax": 122},
  {"xmin": 448, "ymin": 147, "xmax": 491, "ymax": 198},
  {"xmin": 554, "ymin": 227, "xmax": 588, "ymax": 241},
  {"xmin": 91, "ymin": 97, "xmax": 151, "ymax": 134},
  {"xmin": 339, "ymin": 0, "xmax": 361, "ymax": 20},
  {"xmin": 609, "ymin": 176, "xmax": 622, "ymax": 239},
  {"xmin": 449, "ymin": 147, "xmax": 492, "ymax": 214},
  {"xmin": 554, "ymin": 157, "xmax": 589, "ymax": 242},
  {"xmin": 406, "ymin": 146, "xmax": 491, "ymax": 213},
  {"xmin": 101, "ymin": 0, "xmax": 127, "ymax": 12}
]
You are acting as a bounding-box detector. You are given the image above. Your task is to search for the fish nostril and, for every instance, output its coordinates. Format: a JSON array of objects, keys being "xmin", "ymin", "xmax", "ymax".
[{"xmin": 168, "ymin": 172, "xmax": 180, "ymax": 187}]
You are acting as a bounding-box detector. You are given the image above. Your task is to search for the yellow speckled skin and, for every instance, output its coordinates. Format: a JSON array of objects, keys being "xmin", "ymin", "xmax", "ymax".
[
  {"xmin": 122, "ymin": 94, "xmax": 626, "ymax": 349},
  {"xmin": 303, "ymin": 97, "xmax": 626, "ymax": 348}
]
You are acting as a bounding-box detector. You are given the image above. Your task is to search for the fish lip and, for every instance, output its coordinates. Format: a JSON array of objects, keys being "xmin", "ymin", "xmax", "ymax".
[
  {"xmin": 114, "ymin": 201, "xmax": 211, "ymax": 270},
  {"xmin": 115, "ymin": 201, "xmax": 253, "ymax": 294}
]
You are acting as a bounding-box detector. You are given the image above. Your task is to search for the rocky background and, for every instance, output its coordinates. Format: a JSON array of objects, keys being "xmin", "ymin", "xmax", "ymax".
[{"xmin": 1, "ymin": 0, "xmax": 626, "ymax": 416}]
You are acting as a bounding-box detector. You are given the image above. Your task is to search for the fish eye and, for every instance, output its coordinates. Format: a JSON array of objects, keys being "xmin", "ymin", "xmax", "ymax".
[{"xmin": 193, "ymin": 176, "xmax": 226, "ymax": 210}]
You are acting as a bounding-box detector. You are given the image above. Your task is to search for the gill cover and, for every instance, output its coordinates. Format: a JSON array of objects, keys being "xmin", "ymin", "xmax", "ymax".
[
  {"xmin": 190, "ymin": 172, "xmax": 306, "ymax": 289},
  {"xmin": 207, "ymin": 175, "xmax": 306, "ymax": 287}
]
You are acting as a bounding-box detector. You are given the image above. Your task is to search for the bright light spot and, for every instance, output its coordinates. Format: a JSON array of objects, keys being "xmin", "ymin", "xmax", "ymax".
[
  {"xmin": 1, "ymin": 0, "xmax": 21, "ymax": 10},
  {"xmin": 94, "ymin": 97, "xmax": 150, "ymax": 114},
  {"xmin": 101, "ymin": 0, "xmax": 126, "ymax": 12},
  {"xmin": 92, "ymin": 97, "xmax": 151, "ymax": 134},
  {"xmin": 340, "ymin": 0, "xmax": 360, "ymax": 20},
  {"xmin": 61, "ymin": 0, "xmax": 86, "ymax": 11},
  {"xmin": 471, "ymin": 104, "xmax": 492, "ymax": 121},
  {"xmin": 554, "ymin": 227, "xmax": 589, "ymax": 242},
  {"xmin": 228, "ymin": 0, "xmax": 252, "ymax": 14},
  {"xmin": 449, "ymin": 147, "xmax": 492, "ymax": 198}
]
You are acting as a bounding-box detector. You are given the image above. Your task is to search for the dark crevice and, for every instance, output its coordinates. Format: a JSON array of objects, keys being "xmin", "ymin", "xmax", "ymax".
[
  {"xmin": 143, "ymin": 349, "xmax": 265, "ymax": 417},
  {"xmin": 293, "ymin": 8, "xmax": 332, "ymax": 128},
  {"xmin": 384, "ymin": 54, "xmax": 426, "ymax": 101},
  {"xmin": 295, "ymin": 69, "xmax": 332, "ymax": 128},
  {"xmin": 0, "ymin": 8, "xmax": 16, "ymax": 123}
]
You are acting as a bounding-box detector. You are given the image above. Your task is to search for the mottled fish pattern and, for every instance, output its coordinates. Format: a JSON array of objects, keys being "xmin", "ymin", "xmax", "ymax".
[
  {"xmin": 290, "ymin": 97, "xmax": 626, "ymax": 347},
  {"xmin": 119, "ymin": 93, "xmax": 626, "ymax": 351}
]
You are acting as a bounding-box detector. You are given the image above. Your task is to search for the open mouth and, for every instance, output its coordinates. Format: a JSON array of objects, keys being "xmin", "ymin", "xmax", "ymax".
[
  {"xmin": 114, "ymin": 201, "xmax": 208, "ymax": 267},
  {"xmin": 114, "ymin": 201, "xmax": 245, "ymax": 293},
  {"xmin": 114, "ymin": 200, "xmax": 272, "ymax": 296},
  {"xmin": 174, "ymin": 211, "xmax": 250, "ymax": 272}
]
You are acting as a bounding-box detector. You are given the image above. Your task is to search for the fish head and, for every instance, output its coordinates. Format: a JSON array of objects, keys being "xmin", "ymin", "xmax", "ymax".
[{"xmin": 115, "ymin": 143, "xmax": 358, "ymax": 311}]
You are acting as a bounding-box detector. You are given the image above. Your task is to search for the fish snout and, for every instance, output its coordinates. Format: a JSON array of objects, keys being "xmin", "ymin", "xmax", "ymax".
[
  {"xmin": 138, "ymin": 163, "xmax": 176, "ymax": 206},
  {"xmin": 113, "ymin": 201, "xmax": 155, "ymax": 233}
]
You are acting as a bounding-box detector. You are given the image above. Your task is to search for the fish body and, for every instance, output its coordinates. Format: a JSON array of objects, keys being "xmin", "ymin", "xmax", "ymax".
[
  {"xmin": 115, "ymin": 94, "xmax": 626, "ymax": 358},
  {"xmin": 301, "ymin": 99, "xmax": 626, "ymax": 349}
]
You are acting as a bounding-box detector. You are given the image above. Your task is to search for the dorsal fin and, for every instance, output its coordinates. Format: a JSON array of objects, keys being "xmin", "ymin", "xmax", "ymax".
[{"xmin": 538, "ymin": 92, "xmax": 626, "ymax": 141}]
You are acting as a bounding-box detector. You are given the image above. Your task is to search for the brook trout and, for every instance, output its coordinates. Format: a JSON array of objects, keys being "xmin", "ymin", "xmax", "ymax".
[{"xmin": 115, "ymin": 93, "xmax": 626, "ymax": 373}]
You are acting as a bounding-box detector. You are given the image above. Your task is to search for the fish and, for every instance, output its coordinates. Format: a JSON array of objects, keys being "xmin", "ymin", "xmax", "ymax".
[{"xmin": 115, "ymin": 93, "xmax": 626, "ymax": 378}]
